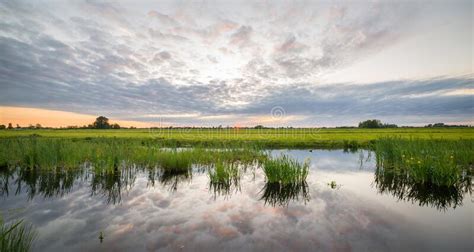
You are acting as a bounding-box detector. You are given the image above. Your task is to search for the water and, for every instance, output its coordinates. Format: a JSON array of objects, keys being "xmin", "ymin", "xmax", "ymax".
[{"xmin": 1, "ymin": 149, "xmax": 472, "ymax": 251}]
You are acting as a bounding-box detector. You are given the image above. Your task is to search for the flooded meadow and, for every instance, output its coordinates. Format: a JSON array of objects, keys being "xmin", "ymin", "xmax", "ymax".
[{"xmin": 1, "ymin": 147, "xmax": 472, "ymax": 251}]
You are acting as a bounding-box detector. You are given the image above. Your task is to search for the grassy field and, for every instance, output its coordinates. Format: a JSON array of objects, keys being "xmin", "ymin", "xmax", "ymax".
[{"xmin": 0, "ymin": 128, "xmax": 473, "ymax": 148}]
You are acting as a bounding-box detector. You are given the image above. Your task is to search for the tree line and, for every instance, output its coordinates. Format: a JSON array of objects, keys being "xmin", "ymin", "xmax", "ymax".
[
  {"xmin": 0, "ymin": 117, "xmax": 470, "ymax": 130},
  {"xmin": 356, "ymin": 119, "xmax": 470, "ymax": 128},
  {"xmin": 0, "ymin": 116, "xmax": 123, "ymax": 130}
]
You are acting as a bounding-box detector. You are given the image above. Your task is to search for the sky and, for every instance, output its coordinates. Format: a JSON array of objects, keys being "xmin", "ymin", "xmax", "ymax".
[{"xmin": 0, "ymin": 0, "xmax": 472, "ymax": 127}]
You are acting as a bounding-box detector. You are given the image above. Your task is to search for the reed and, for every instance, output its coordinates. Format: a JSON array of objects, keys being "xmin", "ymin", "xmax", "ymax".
[
  {"xmin": 0, "ymin": 137, "xmax": 266, "ymax": 172},
  {"xmin": 0, "ymin": 218, "xmax": 36, "ymax": 252},
  {"xmin": 374, "ymin": 138, "xmax": 474, "ymax": 187},
  {"xmin": 208, "ymin": 161, "xmax": 241, "ymax": 196},
  {"xmin": 262, "ymin": 155, "xmax": 309, "ymax": 184}
]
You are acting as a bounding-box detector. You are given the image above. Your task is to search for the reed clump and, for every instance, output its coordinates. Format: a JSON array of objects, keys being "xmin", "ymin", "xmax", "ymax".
[
  {"xmin": 374, "ymin": 138, "xmax": 473, "ymax": 187},
  {"xmin": 262, "ymin": 155, "xmax": 309, "ymax": 184},
  {"xmin": 0, "ymin": 218, "xmax": 36, "ymax": 252},
  {"xmin": 208, "ymin": 161, "xmax": 240, "ymax": 196}
]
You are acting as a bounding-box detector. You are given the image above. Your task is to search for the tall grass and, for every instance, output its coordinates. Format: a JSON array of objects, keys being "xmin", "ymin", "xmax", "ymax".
[
  {"xmin": 0, "ymin": 218, "xmax": 36, "ymax": 252},
  {"xmin": 0, "ymin": 137, "xmax": 267, "ymax": 203},
  {"xmin": 0, "ymin": 137, "xmax": 266, "ymax": 172},
  {"xmin": 208, "ymin": 161, "xmax": 240, "ymax": 196},
  {"xmin": 374, "ymin": 138, "xmax": 473, "ymax": 187},
  {"xmin": 262, "ymin": 155, "xmax": 309, "ymax": 184}
]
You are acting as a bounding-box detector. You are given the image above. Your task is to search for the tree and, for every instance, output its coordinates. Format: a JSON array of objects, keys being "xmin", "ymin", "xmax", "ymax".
[
  {"xmin": 0, "ymin": 125, "xmax": 5, "ymax": 129},
  {"xmin": 35, "ymin": 123, "xmax": 42, "ymax": 129},
  {"xmin": 16, "ymin": 124, "xmax": 20, "ymax": 129},
  {"xmin": 359, "ymin": 119, "xmax": 398, "ymax": 128},
  {"xmin": 7, "ymin": 123, "xmax": 13, "ymax": 129},
  {"xmin": 358, "ymin": 119, "xmax": 383, "ymax": 128},
  {"xmin": 111, "ymin": 123, "xmax": 120, "ymax": 129},
  {"xmin": 92, "ymin": 116, "xmax": 111, "ymax": 129}
]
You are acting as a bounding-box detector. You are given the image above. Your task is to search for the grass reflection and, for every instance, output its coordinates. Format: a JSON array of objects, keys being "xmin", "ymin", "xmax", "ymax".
[
  {"xmin": 260, "ymin": 181, "xmax": 310, "ymax": 207},
  {"xmin": 208, "ymin": 162, "xmax": 241, "ymax": 198},
  {"xmin": 374, "ymin": 165, "xmax": 472, "ymax": 211}
]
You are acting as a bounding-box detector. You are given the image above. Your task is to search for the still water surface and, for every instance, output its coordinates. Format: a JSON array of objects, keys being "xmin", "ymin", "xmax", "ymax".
[{"xmin": 1, "ymin": 149, "xmax": 472, "ymax": 251}]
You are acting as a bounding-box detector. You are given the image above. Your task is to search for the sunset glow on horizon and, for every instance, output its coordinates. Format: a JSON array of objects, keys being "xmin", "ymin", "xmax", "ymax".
[{"xmin": 0, "ymin": 106, "xmax": 158, "ymax": 128}]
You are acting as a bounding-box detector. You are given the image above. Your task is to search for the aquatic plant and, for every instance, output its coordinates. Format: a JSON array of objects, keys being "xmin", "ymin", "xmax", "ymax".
[
  {"xmin": 327, "ymin": 181, "xmax": 339, "ymax": 189},
  {"xmin": 263, "ymin": 155, "xmax": 309, "ymax": 184},
  {"xmin": 208, "ymin": 161, "xmax": 240, "ymax": 196},
  {"xmin": 98, "ymin": 231, "xmax": 104, "ymax": 243},
  {"xmin": 0, "ymin": 218, "xmax": 36, "ymax": 252},
  {"xmin": 374, "ymin": 138, "xmax": 474, "ymax": 187},
  {"xmin": 0, "ymin": 137, "xmax": 266, "ymax": 172}
]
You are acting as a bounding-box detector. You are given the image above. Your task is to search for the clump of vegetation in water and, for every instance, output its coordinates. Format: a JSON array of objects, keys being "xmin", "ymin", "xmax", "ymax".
[
  {"xmin": 263, "ymin": 155, "xmax": 309, "ymax": 184},
  {"xmin": 327, "ymin": 181, "xmax": 339, "ymax": 189},
  {"xmin": 374, "ymin": 138, "xmax": 473, "ymax": 187},
  {"xmin": 208, "ymin": 161, "xmax": 241, "ymax": 196},
  {"xmin": 0, "ymin": 218, "xmax": 36, "ymax": 252}
]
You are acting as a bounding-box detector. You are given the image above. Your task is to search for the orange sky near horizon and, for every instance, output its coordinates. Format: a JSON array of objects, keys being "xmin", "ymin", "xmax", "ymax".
[{"xmin": 0, "ymin": 106, "xmax": 157, "ymax": 128}]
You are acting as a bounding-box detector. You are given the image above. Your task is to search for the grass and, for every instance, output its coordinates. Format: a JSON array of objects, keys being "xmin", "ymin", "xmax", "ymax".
[
  {"xmin": 0, "ymin": 137, "xmax": 266, "ymax": 171},
  {"xmin": 208, "ymin": 161, "xmax": 241, "ymax": 196},
  {"xmin": 374, "ymin": 138, "xmax": 473, "ymax": 187},
  {"xmin": 1, "ymin": 134, "xmax": 472, "ymax": 207},
  {"xmin": 0, "ymin": 218, "xmax": 36, "ymax": 252},
  {"xmin": 0, "ymin": 137, "xmax": 266, "ymax": 202},
  {"xmin": 0, "ymin": 127, "xmax": 473, "ymax": 148},
  {"xmin": 260, "ymin": 155, "xmax": 310, "ymax": 206},
  {"xmin": 262, "ymin": 155, "xmax": 309, "ymax": 184},
  {"xmin": 373, "ymin": 138, "xmax": 473, "ymax": 210}
]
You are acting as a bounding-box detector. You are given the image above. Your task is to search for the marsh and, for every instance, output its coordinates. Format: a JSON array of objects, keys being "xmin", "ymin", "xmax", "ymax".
[{"xmin": 1, "ymin": 149, "xmax": 472, "ymax": 251}]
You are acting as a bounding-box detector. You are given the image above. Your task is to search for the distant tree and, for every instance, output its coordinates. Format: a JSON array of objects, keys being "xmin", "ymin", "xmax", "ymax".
[
  {"xmin": 433, "ymin": 123, "xmax": 446, "ymax": 127},
  {"xmin": 111, "ymin": 123, "xmax": 121, "ymax": 129},
  {"xmin": 358, "ymin": 119, "xmax": 383, "ymax": 128},
  {"xmin": 92, "ymin": 116, "xmax": 111, "ymax": 129},
  {"xmin": 358, "ymin": 119, "xmax": 398, "ymax": 128},
  {"xmin": 382, "ymin": 123, "xmax": 398, "ymax": 128},
  {"xmin": 7, "ymin": 123, "xmax": 13, "ymax": 129},
  {"xmin": 254, "ymin": 125, "xmax": 264, "ymax": 129},
  {"xmin": 16, "ymin": 124, "xmax": 20, "ymax": 129},
  {"xmin": 0, "ymin": 125, "xmax": 5, "ymax": 129},
  {"xmin": 35, "ymin": 123, "xmax": 42, "ymax": 129}
]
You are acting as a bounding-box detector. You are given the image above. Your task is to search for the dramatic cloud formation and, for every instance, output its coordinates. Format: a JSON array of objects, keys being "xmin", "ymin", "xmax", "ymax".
[{"xmin": 0, "ymin": 0, "xmax": 472, "ymax": 126}]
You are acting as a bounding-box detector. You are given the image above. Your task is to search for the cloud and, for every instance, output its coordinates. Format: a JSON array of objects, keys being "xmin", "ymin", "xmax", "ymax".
[
  {"xmin": 229, "ymin": 25, "xmax": 253, "ymax": 47},
  {"xmin": 0, "ymin": 1, "xmax": 472, "ymax": 126}
]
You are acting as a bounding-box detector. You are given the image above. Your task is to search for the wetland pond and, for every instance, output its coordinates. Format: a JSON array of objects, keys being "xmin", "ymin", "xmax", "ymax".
[{"xmin": 1, "ymin": 149, "xmax": 472, "ymax": 251}]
